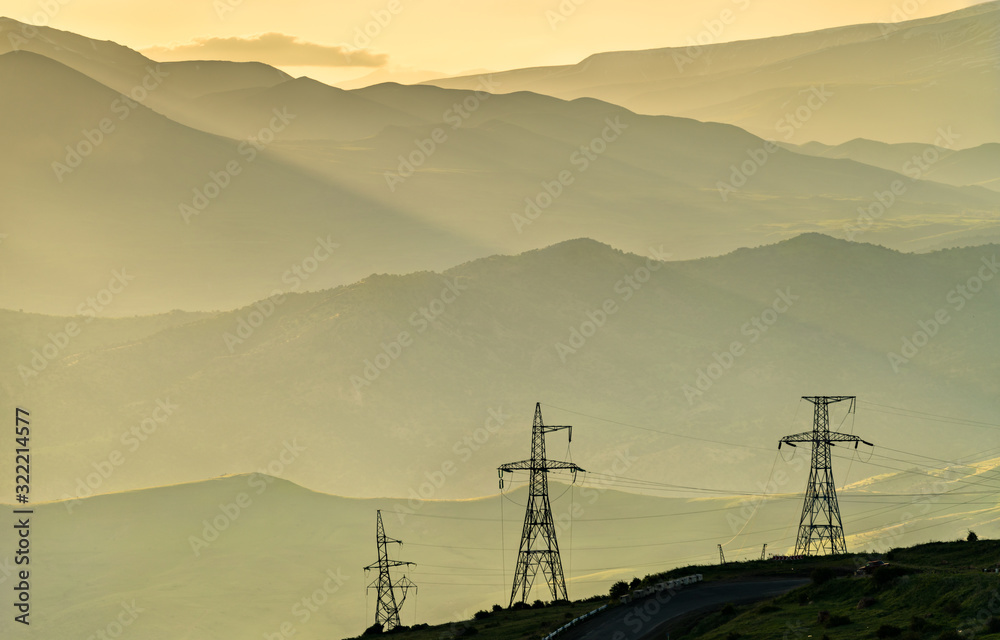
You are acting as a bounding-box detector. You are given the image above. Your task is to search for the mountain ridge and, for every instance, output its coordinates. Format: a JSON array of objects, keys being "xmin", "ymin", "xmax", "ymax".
[
  {"xmin": 3, "ymin": 235, "xmax": 997, "ymax": 506},
  {"xmin": 424, "ymin": 2, "xmax": 1000, "ymax": 147}
]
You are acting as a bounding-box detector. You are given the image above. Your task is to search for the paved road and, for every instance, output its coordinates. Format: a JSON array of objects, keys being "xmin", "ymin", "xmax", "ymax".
[{"xmin": 563, "ymin": 578, "xmax": 809, "ymax": 640}]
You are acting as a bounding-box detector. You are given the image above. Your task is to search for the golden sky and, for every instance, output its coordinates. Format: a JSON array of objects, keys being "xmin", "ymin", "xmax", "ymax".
[{"xmin": 4, "ymin": 0, "xmax": 988, "ymax": 85}]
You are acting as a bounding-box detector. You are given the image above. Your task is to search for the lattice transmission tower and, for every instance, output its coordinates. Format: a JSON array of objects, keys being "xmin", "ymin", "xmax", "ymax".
[
  {"xmin": 778, "ymin": 396, "xmax": 872, "ymax": 556},
  {"xmin": 364, "ymin": 510, "xmax": 417, "ymax": 631},
  {"xmin": 498, "ymin": 403, "xmax": 584, "ymax": 606}
]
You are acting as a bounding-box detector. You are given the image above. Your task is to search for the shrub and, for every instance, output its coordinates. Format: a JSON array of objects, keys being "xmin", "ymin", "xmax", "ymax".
[
  {"xmin": 721, "ymin": 603, "xmax": 736, "ymax": 616},
  {"xmin": 910, "ymin": 615, "xmax": 929, "ymax": 631},
  {"xmin": 940, "ymin": 599, "xmax": 961, "ymax": 615},
  {"xmin": 826, "ymin": 614, "xmax": 851, "ymax": 628},
  {"xmin": 491, "ymin": 604, "xmax": 503, "ymax": 613},
  {"xmin": 473, "ymin": 610, "xmax": 490, "ymax": 620},
  {"xmin": 362, "ymin": 622, "xmax": 384, "ymax": 635},
  {"xmin": 967, "ymin": 530, "xmax": 978, "ymax": 542},
  {"xmin": 873, "ymin": 565, "xmax": 910, "ymax": 589},
  {"xmin": 811, "ymin": 567, "xmax": 835, "ymax": 585},
  {"xmin": 609, "ymin": 580, "xmax": 630, "ymax": 598},
  {"xmin": 877, "ymin": 624, "xmax": 903, "ymax": 638},
  {"xmin": 531, "ymin": 600, "xmax": 545, "ymax": 609}
]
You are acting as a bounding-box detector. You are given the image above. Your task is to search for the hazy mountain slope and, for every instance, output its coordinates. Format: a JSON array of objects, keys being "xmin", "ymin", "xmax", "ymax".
[
  {"xmin": 0, "ymin": 50, "xmax": 490, "ymax": 315},
  {"xmin": 0, "ymin": 17, "xmax": 290, "ymax": 105},
  {"xmin": 790, "ymin": 139, "xmax": 1000, "ymax": 192},
  {"xmin": 259, "ymin": 95, "xmax": 1000, "ymax": 260},
  {"xmin": 3, "ymin": 236, "xmax": 997, "ymax": 505},
  {"xmin": 3, "ymin": 35, "xmax": 999, "ymax": 314},
  {"xmin": 0, "ymin": 470, "xmax": 994, "ymax": 639},
  {"xmin": 189, "ymin": 76, "xmax": 429, "ymax": 140},
  {"xmin": 425, "ymin": 3, "xmax": 1000, "ymax": 147}
]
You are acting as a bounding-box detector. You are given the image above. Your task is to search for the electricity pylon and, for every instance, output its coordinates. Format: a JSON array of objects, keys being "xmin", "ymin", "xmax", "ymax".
[
  {"xmin": 718, "ymin": 544, "xmax": 726, "ymax": 565},
  {"xmin": 779, "ymin": 396, "xmax": 872, "ymax": 556},
  {"xmin": 498, "ymin": 403, "xmax": 584, "ymax": 606},
  {"xmin": 364, "ymin": 510, "xmax": 416, "ymax": 631}
]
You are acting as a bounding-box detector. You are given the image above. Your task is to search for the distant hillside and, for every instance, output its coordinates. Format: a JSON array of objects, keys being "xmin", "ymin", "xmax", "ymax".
[
  {"xmin": 786, "ymin": 139, "xmax": 1000, "ymax": 192},
  {"xmin": 425, "ymin": 2, "xmax": 1000, "ymax": 148},
  {"xmin": 0, "ymin": 17, "xmax": 291, "ymax": 116},
  {"xmin": 2, "ymin": 46, "xmax": 998, "ymax": 314},
  {"xmin": 0, "ymin": 50, "xmax": 482, "ymax": 315},
  {"xmin": 2, "ymin": 235, "xmax": 997, "ymax": 505}
]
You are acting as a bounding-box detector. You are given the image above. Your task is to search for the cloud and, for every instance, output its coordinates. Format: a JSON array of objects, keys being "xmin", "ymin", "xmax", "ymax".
[{"xmin": 142, "ymin": 33, "xmax": 387, "ymax": 67}]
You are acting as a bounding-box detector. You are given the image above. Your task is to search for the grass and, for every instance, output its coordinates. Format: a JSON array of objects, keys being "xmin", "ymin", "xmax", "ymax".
[
  {"xmin": 676, "ymin": 539, "xmax": 1000, "ymax": 640},
  {"xmin": 342, "ymin": 599, "xmax": 608, "ymax": 640}
]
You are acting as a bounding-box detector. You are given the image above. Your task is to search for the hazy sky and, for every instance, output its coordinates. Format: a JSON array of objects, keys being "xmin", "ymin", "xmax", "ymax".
[{"xmin": 6, "ymin": 0, "xmax": 989, "ymax": 85}]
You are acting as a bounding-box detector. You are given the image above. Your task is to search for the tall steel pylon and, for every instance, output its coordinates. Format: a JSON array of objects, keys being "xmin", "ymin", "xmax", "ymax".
[
  {"xmin": 364, "ymin": 510, "xmax": 416, "ymax": 631},
  {"xmin": 779, "ymin": 396, "xmax": 872, "ymax": 556},
  {"xmin": 498, "ymin": 403, "xmax": 584, "ymax": 606}
]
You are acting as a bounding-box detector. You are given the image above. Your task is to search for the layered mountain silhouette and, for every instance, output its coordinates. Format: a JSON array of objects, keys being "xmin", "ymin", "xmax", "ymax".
[
  {"xmin": 786, "ymin": 138, "xmax": 1000, "ymax": 192},
  {"xmin": 426, "ymin": 2, "xmax": 1000, "ymax": 147},
  {"xmin": 2, "ymin": 16, "xmax": 998, "ymax": 314},
  {"xmin": 3, "ymin": 236, "xmax": 997, "ymax": 505}
]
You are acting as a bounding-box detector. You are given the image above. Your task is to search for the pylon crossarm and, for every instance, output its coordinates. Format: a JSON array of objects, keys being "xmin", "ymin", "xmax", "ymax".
[
  {"xmin": 780, "ymin": 432, "xmax": 871, "ymax": 448},
  {"xmin": 803, "ymin": 396, "xmax": 856, "ymax": 405},
  {"xmin": 499, "ymin": 460, "xmax": 584, "ymax": 473},
  {"xmin": 540, "ymin": 425, "xmax": 572, "ymax": 434},
  {"xmin": 499, "ymin": 460, "xmax": 533, "ymax": 472},
  {"xmin": 543, "ymin": 461, "xmax": 585, "ymax": 472},
  {"xmin": 827, "ymin": 432, "xmax": 872, "ymax": 446},
  {"xmin": 778, "ymin": 432, "xmax": 814, "ymax": 447}
]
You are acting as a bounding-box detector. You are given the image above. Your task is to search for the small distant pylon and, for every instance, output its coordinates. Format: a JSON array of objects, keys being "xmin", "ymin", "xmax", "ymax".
[
  {"xmin": 779, "ymin": 396, "xmax": 872, "ymax": 556},
  {"xmin": 760, "ymin": 543, "xmax": 768, "ymax": 561},
  {"xmin": 499, "ymin": 403, "xmax": 584, "ymax": 606},
  {"xmin": 364, "ymin": 510, "xmax": 417, "ymax": 631},
  {"xmin": 718, "ymin": 544, "xmax": 726, "ymax": 565}
]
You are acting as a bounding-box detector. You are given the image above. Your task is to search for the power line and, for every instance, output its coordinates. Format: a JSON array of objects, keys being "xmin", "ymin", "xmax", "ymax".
[
  {"xmin": 859, "ymin": 401, "xmax": 1000, "ymax": 431},
  {"xmin": 543, "ymin": 403, "xmax": 774, "ymax": 452}
]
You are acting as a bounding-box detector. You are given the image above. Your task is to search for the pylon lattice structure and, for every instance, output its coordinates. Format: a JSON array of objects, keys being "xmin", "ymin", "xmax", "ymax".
[
  {"xmin": 498, "ymin": 403, "xmax": 584, "ymax": 607},
  {"xmin": 779, "ymin": 396, "xmax": 872, "ymax": 556},
  {"xmin": 364, "ymin": 510, "xmax": 416, "ymax": 631}
]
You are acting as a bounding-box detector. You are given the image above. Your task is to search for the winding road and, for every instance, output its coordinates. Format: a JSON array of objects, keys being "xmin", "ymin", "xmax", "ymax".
[{"xmin": 562, "ymin": 578, "xmax": 809, "ymax": 640}]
